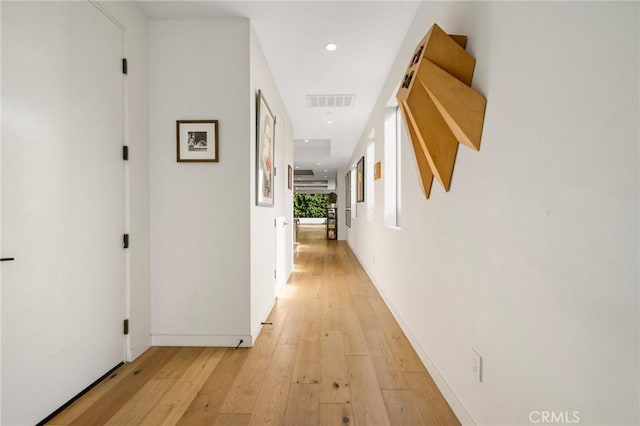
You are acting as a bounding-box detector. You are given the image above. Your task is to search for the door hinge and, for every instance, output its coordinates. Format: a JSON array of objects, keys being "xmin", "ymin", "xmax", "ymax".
[
  {"xmin": 274, "ymin": 269, "xmax": 277, "ymax": 279},
  {"xmin": 122, "ymin": 58, "xmax": 128, "ymax": 75},
  {"xmin": 274, "ymin": 218, "xmax": 277, "ymax": 227},
  {"xmin": 123, "ymin": 319, "xmax": 129, "ymax": 335},
  {"xmin": 123, "ymin": 145, "xmax": 129, "ymax": 161},
  {"xmin": 274, "ymin": 167, "xmax": 276, "ymax": 177},
  {"xmin": 123, "ymin": 234, "xmax": 129, "ymax": 249}
]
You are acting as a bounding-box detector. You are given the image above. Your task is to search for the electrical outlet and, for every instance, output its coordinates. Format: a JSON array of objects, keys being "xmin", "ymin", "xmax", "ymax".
[{"xmin": 472, "ymin": 350, "xmax": 483, "ymax": 383}]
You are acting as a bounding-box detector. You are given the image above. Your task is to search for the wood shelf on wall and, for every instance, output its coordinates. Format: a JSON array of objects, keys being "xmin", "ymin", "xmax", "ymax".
[{"xmin": 397, "ymin": 23, "xmax": 487, "ymax": 197}]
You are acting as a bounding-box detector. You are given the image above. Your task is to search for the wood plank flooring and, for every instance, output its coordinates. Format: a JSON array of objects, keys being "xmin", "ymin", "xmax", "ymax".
[{"xmin": 48, "ymin": 225, "xmax": 459, "ymax": 425}]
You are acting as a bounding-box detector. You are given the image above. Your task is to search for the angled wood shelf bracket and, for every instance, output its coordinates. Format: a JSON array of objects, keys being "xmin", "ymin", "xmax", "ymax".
[{"xmin": 397, "ymin": 23, "xmax": 487, "ymax": 198}]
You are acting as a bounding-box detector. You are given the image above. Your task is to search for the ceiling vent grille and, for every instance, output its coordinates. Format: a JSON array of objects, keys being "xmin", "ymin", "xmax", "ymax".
[{"xmin": 306, "ymin": 94, "xmax": 355, "ymax": 108}]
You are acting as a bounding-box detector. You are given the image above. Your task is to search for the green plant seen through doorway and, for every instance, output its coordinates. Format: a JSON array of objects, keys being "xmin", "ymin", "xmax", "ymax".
[{"xmin": 293, "ymin": 193, "xmax": 328, "ymax": 218}]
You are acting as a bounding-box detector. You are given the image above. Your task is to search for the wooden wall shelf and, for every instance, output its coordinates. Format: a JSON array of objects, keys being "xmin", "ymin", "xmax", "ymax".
[{"xmin": 397, "ymin": 23, "xmax": 487, "ymax": 198}]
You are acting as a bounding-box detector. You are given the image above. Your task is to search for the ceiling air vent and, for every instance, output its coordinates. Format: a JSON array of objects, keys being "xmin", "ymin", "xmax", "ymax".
[{"xmin": 306, "ymin": 94, "xmax": 355, "ymax": 108}]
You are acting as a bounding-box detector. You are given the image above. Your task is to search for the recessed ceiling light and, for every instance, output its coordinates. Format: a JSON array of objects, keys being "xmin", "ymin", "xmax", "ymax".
[
  {"xmin": 295, "ymin": 166, "xmax": 299, "ymax": 169},
  {"xmin": 323, "ymin": 169, "xmax": 328, "ymax": 172},
  {"xmin": 325, "ymin": 42, "xmax": 337, "ymax": 52},
  {"xmin": 316, "ymin": 162, "xmax": 321, "ymax": 165},
  {"xmin": 326, "ymin": 120, "xmax": 333, "ymax": 125},
  {"xmin": 304, "ymin": 139, "xmax": 309, "ymax": 142}
]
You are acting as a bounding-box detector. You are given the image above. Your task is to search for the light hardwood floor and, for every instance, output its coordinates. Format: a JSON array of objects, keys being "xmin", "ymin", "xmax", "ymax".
[{"xmin": 48, "ymin": 225, "xmax": 459, "ymax": 425}]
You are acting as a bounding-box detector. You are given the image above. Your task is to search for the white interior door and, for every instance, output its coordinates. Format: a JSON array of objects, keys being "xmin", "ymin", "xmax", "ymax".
[{"xmin": 1, "ymin": 2, "xmax": 125, "ymax": 424}]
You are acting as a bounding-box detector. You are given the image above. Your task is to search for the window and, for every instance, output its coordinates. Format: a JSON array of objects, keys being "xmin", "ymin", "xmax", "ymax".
[{"xmin": 384, "ymin": 106, "xmax": 402, "ymax": 228}]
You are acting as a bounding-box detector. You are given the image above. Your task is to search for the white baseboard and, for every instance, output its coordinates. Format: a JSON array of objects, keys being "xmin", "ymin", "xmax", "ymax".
[
  {"xmin": 151, "ymin": 334, "xmax": 252, "ymax": 347},
  {"xmin": 252, "ymin": 297, "xmax": 277, "ymax": 341},
  {"xmin": 276, "ymin": 268, "xmax": 292, "ymax": 293},
  {"xmin": 347, "ymin": 243, "xmax": 475, "ymax": 426},
  {"xmin": 128, "ymin": 336, "xmax": 151, "ymax": 362}
]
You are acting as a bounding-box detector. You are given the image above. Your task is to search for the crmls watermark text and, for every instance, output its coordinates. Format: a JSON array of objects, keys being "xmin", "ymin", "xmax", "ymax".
[{"xmin": 529, "ymin": 411, "xmax": 581, "ymax": 424}]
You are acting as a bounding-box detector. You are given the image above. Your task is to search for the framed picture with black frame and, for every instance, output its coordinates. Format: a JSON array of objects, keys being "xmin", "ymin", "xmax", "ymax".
[{"xmin": 176, "ymin": 120, "xmax": 219, "ymax": 162}]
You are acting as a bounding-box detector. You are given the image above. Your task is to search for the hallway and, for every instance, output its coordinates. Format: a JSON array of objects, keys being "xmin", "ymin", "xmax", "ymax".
[{"xmin": 47, "ymin": 225, "xmax": 458, "ymax": 425}]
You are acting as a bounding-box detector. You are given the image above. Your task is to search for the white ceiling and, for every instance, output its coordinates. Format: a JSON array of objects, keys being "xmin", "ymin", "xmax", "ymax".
[{"xmin": 135, "ymin": 1, "xmax": 420, "ymax": 189}]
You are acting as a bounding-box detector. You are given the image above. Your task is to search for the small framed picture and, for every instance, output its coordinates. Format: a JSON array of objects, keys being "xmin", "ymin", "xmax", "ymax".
[
  {"xmin": 357, "ymin": 156, "xmax": 365, "ymax": 202},
  {"xmin": 345, "ymin": 170, "xmax": 351, "ymax": 208},
  {"xmin": 177, "ymin": 120, "xmax": 219, "ymax": 162}
]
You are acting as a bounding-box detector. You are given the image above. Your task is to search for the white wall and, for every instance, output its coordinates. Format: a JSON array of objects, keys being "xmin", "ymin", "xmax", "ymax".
[
  {"xmin": 149, "ymin": 19, "xmax": 252, "ymax": 346},
  {"xmin": 0, "ymin": 1, "xmax": 3, "ymax": 421},
  {"xmin": 99, "ymin": 0, "xmax": 151, "ymax": 362},
  {"xmin": 249, "ymin": 27, "xmax": 294, "ymax": 339},
  {"xmin": 347, "ymin": 2, "xmax": 639, "ymax": 425},
  {"xmin": 149, "ymin": 18, "xmax": 292, "ymax": 348}
]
